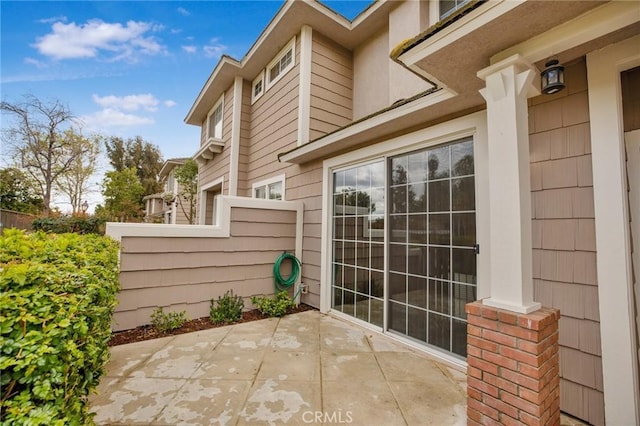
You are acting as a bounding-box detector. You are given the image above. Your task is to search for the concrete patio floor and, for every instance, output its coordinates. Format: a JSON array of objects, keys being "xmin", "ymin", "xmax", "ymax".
[{"xmin": 90, "ymin": 310, "xmax": 468, "ymax": 425}]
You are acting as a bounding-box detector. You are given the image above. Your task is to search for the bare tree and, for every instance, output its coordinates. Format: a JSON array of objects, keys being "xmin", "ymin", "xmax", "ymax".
[
  {"xmin": 55, "ymin": 131, "xmax": 102, "ymax": 213},
  {"xmin": 1, "ymin": 95, "xmax": 92, "ymax": 216}
]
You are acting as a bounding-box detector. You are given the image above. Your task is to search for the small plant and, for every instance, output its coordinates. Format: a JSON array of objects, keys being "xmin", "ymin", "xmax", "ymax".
[
  {"xmin": 251, "ymin": 291, "xmax": 296, "ymax": 317},
  {"xmin": 151, "ymin": 307, "xmax": 188, "ymax": 333},
  {"xmin": 210, "ymin": 289, "xmax": 245, "ymax": 324}
]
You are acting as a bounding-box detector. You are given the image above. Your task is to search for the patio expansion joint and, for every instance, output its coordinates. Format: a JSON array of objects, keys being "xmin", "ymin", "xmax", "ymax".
[
  {"xmin": 147, "ymin": 322, "xmax": 236, "ymax": 425},
  {"xmin": 235, "ymin": 316, "xmax": 282, "ymax": 422},
  {"xmin": 367, "ymin": 335, "xmax": 410, "ymax": 426}
]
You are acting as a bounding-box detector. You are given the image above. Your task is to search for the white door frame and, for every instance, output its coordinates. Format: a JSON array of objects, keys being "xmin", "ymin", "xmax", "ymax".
[{"xmin": 586, "ymin": 35, "xmax": 640, "ymax": 425}]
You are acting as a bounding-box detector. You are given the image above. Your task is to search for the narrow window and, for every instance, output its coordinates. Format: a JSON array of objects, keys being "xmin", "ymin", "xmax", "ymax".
[
  {"xmin": 207, "ymin": 96, "xmax": 223, "ymax": 140},
  {"xmin": 253, "ymin": 175, "xmax": 285, "ymax": 200},
  {"xmin": 252, "ymin": 71, "xmax": 264, "ymax": 103}
]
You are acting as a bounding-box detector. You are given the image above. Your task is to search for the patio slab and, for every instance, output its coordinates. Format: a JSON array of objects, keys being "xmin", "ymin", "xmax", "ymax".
[{"xmin": 90, "ymin": 310, "xmax": 468, "ymax": 425}]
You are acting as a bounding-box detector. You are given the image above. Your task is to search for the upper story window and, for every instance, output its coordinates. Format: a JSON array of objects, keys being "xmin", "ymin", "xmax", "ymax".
[
  {"xmin": 440, "ymin": 0, "xmax": 470, "ymax": 19},
  {"xmin": 252, "ymin": 174, "xmax": 285, "ymax": 200},
  {"xmin": 266, "ymin": 36, "xmax": 296, "ymax": 90},
  {"xmin": 207, "ymin": 95, "xmax": 224, "ymax": 140},
  {"xmin": 166, "ymin": 171, "xmax": 175, "ymax": 193},
  {"xmin": 252, "ymin": 70, "xmax": 265, "ymax": 103}
]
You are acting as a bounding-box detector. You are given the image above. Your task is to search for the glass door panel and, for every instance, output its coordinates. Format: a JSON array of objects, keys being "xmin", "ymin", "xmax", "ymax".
[{"xmin": 387, "ymin": 138, "xmax": 476, "ymax": 358}]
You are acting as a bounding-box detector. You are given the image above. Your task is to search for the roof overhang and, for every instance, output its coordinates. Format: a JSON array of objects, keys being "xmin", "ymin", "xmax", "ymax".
[
  {"xmin": 184, "ymin": 0, "xmax": 392, "ymax": 126},
  {"xmin": 159, "ymin": 158, "xmax": 187, "ymax": 179},
  {"xmin": 394, "ymin": 0, "xmax": 638, "ymax": 98},
  {"xmin": 279, "ymin": 0, "xmax": 639, "ymax": 165}
]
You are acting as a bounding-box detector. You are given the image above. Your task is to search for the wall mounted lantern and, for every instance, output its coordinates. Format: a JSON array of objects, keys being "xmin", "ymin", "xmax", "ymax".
[{"xmin": 541, "ymin": 57, "xmax": 565, "ymax": 94}]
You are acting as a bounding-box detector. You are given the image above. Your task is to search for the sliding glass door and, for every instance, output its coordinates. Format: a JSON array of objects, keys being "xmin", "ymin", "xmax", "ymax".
[{"xmin": 330, "ymin": 138, "xmax": 477, "ymax": 358}]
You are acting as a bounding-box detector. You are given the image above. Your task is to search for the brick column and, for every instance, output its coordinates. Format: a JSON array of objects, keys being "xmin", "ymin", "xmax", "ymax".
[{"xmin": 465, "ymin": 301, "xmax": 560, "ymax": 426}]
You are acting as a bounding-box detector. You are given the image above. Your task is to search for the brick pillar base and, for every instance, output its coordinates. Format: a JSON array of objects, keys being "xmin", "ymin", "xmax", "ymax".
[{"xmin": 465, "ymin": 301, "xmax": 560, "ymax": 426}]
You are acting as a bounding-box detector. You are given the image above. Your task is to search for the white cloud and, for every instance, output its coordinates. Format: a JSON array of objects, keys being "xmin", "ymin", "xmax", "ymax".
[
  {"xmin": 24, "ymin": 57, "xmax": 47, "ymax": 68},
  {"xmin": 34, "ymin": 19, "xmax": 166, "ymax": 61},
  {"xmin": 92, "ymin": 93, "xmax": 159, "ymax": 112},
  {"xmin": 177, "ymin": 7, "xmax": 190, "ymax": 16},
  {"xmin": 182, "ymin": 45, "xmax": 197, "ymax": 54},
  {"xmin": 164, "ymin": 100, "xmax": 177, "ymax": 108},
  {"xmin": 78, "ymin": 108, "xmax": 154, "ymax": 129},
  {"xmin": 38, "ymin": 15, "xmax": 67, "ymax": 24},
  {"xmin": 203, "ymin": 38, "xmax": 226, "ymax": 58}
]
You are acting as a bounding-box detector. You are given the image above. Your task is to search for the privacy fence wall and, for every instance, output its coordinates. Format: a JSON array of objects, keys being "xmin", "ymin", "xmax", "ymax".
[{"xmin": 106, "ymin": 196, "xmax": 303, "ymax": 331}]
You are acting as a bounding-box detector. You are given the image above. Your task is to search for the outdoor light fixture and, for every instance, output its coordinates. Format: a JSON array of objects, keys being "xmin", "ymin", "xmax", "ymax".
[
  {"xmin": 81, "ymin": 200, "xmax": 89, "ymax": 213},
  {"xmin": 541, "ymin": 57, "xmax": 565, "ymax": 94}
]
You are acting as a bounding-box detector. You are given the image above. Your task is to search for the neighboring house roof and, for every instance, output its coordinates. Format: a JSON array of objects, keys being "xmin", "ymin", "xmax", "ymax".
[
  {"xmin": 184, "ymin": 0, "xmax": 392, "ymax": 126},
  {"xmin": 159, "ymin": 158, "xmax": 188, "ymax": 180}
]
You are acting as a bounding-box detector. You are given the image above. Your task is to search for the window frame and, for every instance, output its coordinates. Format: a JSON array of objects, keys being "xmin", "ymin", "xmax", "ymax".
[
  {"xmin": 252, "ymin": 173, "xmax": 286, "ymax": 201},
  {"xmin": 439, "ymin": 0, "xmax": 471, "ymax": 20},
  {"xmin": 206, "ymin": 95, "xmax": 224, "ymax": 141},
  {"xmin": 251, "ymin": 70, "xmax": 265, "ymax": 104},
  {"xmin": 265, "ymin": 36, "xmax": 296, "ymax": 90}
]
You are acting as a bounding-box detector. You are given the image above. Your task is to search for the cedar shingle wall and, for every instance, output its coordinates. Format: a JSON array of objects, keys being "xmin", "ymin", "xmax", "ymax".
[
  {"xmin": 528, "ymin": 58, "xmax": 604, "ymax": 426},
  {"xmin": 114, "ymin": 207, "xmax": 297, "ymax": 331}
]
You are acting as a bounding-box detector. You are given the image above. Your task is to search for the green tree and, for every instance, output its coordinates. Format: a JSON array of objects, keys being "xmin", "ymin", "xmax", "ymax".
[
  {"xmin": 104, "ymin": 136, "xmax": 163, "ymax": 196},
  {"xmin": 55, "ymin": 131, "xmax": 102, "ymax": 213},
  {"xmin": 0, "ymin": 167, "xmax": 44, "ymax": 214},
  {"xmin": 1, "ymin": 95, "xmax": 93, "ymax": 215},
  {"xmin": 174, "ymin": 159, "xmax": 198, "ymax": 224},
  {"xmin": 101, "ymin": 168, "xmax": 144, "ymax": 222}
]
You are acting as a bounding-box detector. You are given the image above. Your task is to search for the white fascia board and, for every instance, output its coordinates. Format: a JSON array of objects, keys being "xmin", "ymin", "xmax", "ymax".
[
  {"xmin": 397, "ymin": 1, "xmax": 522, "ymax": 68},
  {"xmin": 279, "ymin": 88, "xmax": 456, "ymax": 163},
  {"xmin": 491, "ymin": 1, "xmax": 640, "ymax": 65}
]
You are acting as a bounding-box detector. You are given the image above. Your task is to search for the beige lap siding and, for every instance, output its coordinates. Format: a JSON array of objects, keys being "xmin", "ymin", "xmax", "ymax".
[
  {"xmin": 528, "ymin": 58, "xmax": 604, "ymax": 426},
  {"xmin": 113, "ymin": 207, "xmax": 297, "ymax": 331},
  {"xmin": 310, "ymin": 31, "xmax": 353, "ymax": 141}
]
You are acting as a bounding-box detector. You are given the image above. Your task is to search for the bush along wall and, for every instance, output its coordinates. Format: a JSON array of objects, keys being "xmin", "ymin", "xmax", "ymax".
[
  {"xmin": 31, "ymin": 216, "xmax": 105, "ymax": 235},
  {"xmin": 0, "ymin": 229, "xmax": 120, "ymax": 425}
]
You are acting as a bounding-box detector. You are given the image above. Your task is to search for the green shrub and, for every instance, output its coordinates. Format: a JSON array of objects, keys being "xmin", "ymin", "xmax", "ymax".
[
  {"xmin": 150, "ymin": 307, "xmax": 188, "ymax": 333},
  {"xmin": 0, "ymin": 229, "xmax": 120, "ymax": 425},
  {"xmin": 251, "ymin": 291, "xmax": 296, "ymax": 317},
  {"xmin": 32, "ymin": 216, "xmax": 105, "ymax": 235},
  {"xmin": 210, "ymin": 290, "xmax": 244, "ymax": 324}
]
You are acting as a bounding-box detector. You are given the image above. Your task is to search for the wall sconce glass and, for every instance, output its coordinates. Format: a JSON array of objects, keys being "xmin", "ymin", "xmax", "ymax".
[{"xmin": 541, "ymin": 57, "xmax": 565, "ymax": 94}]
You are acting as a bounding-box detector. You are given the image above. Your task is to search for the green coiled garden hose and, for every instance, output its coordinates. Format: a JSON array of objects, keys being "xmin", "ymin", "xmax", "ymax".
[{"xmin": 273, "ymin": 252, "xmax": 302, "ymax": 303}]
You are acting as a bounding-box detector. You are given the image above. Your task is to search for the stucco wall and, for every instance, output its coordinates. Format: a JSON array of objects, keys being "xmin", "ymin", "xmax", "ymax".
[
  {"xmin": 113, "ymin": 207, "xmax": 297, "ymax": 331},
  {"xmin": 528, "ymin": 58, "xmax": 604, "ymax": 426}
]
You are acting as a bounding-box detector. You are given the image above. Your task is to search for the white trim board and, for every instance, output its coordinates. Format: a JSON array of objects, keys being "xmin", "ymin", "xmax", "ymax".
[{"xmin": 587, "ymin": 34, "xmax": 640, "ymax": 426}]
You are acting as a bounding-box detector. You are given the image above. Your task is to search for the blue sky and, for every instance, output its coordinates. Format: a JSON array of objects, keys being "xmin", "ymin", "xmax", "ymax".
[{"xmin": 1, "ymin": 1, "xmax": 371, "ymax": 211}]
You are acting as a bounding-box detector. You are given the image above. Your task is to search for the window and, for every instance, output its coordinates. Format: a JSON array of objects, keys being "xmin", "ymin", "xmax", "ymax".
[
  {"xmin": 266, "ymin": 36, "xmax": 296, "ymax": 89},
  {"xmin": 252, "ymin": 71, "xmax": 264, "ymax": 103},
  {"xmin": 440, "ymin": 0, "xmax": 470, "ymax": 19},
  {"xmin": 252, "ymin": 174, "xmax": 285, "ymax": 200},
  {"xmin": 207, "ymin": 96, "xmax": 223, "ymax": 140}
]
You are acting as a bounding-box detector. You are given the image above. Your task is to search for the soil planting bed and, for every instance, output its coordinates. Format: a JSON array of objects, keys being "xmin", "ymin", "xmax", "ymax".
[{"xmin": 108, "ymin": 304, "xmax": 316, "ymax": 346}]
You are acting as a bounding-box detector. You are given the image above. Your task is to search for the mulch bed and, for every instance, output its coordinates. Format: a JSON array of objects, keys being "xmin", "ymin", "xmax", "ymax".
[{"xmin": 108, "ymin": 304, "xmax": 317, "ymax": 346}]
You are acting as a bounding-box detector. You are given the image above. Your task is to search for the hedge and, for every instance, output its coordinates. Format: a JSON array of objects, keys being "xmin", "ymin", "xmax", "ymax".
[
  {"xmin": 0, "ymin": 229, "xmax": 120, "ymax": 425},
  {"xmin": 31, "ymin": 216, "xmax": 105, "ymax": 235}
]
